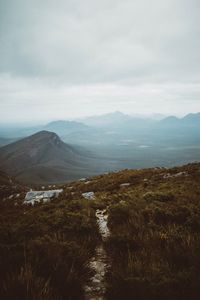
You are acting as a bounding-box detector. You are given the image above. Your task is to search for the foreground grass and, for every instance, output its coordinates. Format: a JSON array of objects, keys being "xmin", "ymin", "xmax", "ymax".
[
  {"xmin": 103, "ymin": 164, "xmax": 200, "ymax": 300},
  {"xmin": 1, "ymin": 163, "xmax": 200, "ymax": 299},
  {"xmin": 0, "ymin": 197, "xmax": 100, "ymax": 299}
]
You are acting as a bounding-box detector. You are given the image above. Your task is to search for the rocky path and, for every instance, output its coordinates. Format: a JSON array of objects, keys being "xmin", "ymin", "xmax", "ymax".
[{"xmin": 85, "ymin": 209, "xmax": 110, "ymax": 300}]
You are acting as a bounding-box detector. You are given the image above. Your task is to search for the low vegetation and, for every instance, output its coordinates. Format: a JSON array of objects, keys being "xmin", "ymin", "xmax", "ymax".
[
  {"xmin": 0, "ymin": 196, "xmax": 100, "ymax": 299},
  {"xmin": 0, "ymin": 163, "xmax": 200, "ymax": 299},
  {"xmin": 104, "ymin": 164, "xmax": 200, "ymax": 300}
]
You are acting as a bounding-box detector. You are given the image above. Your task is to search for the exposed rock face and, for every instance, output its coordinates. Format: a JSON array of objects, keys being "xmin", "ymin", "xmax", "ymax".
[
  {"xmin": 24, "ymin": 189, "xmax": 63, "ymax": 205},
  {"xmin": 82, "ymin": 191, "xmax": 95, "ymax": 200},
  {"xmin": 120, "ymin": 182, "xmax": 130, "ymax": 188}
]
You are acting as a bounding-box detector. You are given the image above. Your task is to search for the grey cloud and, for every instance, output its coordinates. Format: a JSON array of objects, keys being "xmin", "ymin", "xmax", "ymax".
[
  {"xmin": 0, "ymin": 0, "xmax": 200, "ymax": 83},
  {"xmin": 0, "ymin": 0, "xmax": 200, "ymax": 122}
]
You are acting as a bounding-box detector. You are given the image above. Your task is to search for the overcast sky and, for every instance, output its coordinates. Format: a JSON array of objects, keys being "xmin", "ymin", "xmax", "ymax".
[{"xmin": 0, "ymin": 0, "xmax": 200, "ymax": 123}]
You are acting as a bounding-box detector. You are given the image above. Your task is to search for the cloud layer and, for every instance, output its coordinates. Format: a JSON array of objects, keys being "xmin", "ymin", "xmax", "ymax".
[{"xmin": 0, "ymin": 0, "xmax": 200, "ymax": 122}]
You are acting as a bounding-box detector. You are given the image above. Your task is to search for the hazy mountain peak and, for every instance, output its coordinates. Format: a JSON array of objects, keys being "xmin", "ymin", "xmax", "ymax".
[
  {"xmin": 45, "ymin": 120, "xmax": 88, "ymax": 128},
  {"xmin": 160, "ymin": 115, "xmax": 180, "ymax": 124},
  {"xmin": 182, "ymin": 112, "xmax": 200, "ymax": 121},
  {"xmin": 43, "ymin": 120, "xmax": 89, "ymax": 137},
  {"xmin": 80, "ymin": 111, "xmax": 131, "ymax": 127},
  {"xmin": 111, "ymin": 111, "xmax": 128, "ymax": 116}
]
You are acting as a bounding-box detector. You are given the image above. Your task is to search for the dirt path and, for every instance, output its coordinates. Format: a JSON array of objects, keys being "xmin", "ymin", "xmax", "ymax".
[{"xmin": 84, "ymin": 209, "xmax": 110, "ymax": 300}]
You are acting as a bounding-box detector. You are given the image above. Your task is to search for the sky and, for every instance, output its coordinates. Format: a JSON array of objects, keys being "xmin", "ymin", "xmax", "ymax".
[{"xmin": 0, "ymin": 0, "xmax": 200, "ymax": 123}]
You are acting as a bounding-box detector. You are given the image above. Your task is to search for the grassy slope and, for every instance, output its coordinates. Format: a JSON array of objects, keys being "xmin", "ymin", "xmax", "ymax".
[
  {"xmin": 0, "ymin": 162, "xmax": 200, "ymax": 299},
  {"xmin": 63, "ymin": 163, "xmax": 200, "ymax": 300}
]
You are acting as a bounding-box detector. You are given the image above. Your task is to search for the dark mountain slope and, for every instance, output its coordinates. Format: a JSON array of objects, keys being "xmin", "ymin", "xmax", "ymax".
[{"xmin": 0, "ymin": 131, "xmax": 106, "ymax": 184}]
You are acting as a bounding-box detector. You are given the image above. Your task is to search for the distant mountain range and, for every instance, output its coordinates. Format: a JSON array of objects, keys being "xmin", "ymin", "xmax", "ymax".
[
  {"xmin": 79, "ymin": 111, "xmax": 132, "ymax": 127},
  {"xmin": 0, "ymin": 112, "xmax": 200, "ymax": 142},
  {"xmin": 0, "ymin": 120, "xmax": 92, "ymax": 140},
  {"xmin": 80, "ymin": 111, "xmax": 200, "ymax": 128},
  {"xmin": 159, "ymin": 113, "xmax": 200, "ymax": 127},
  {"xmin": 0, "ymin": 131, "xmax": 108, "ymax": 185},
  {"xmin": 0, "ymin": 112, "xmax": 200, "ymax": 184}
]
